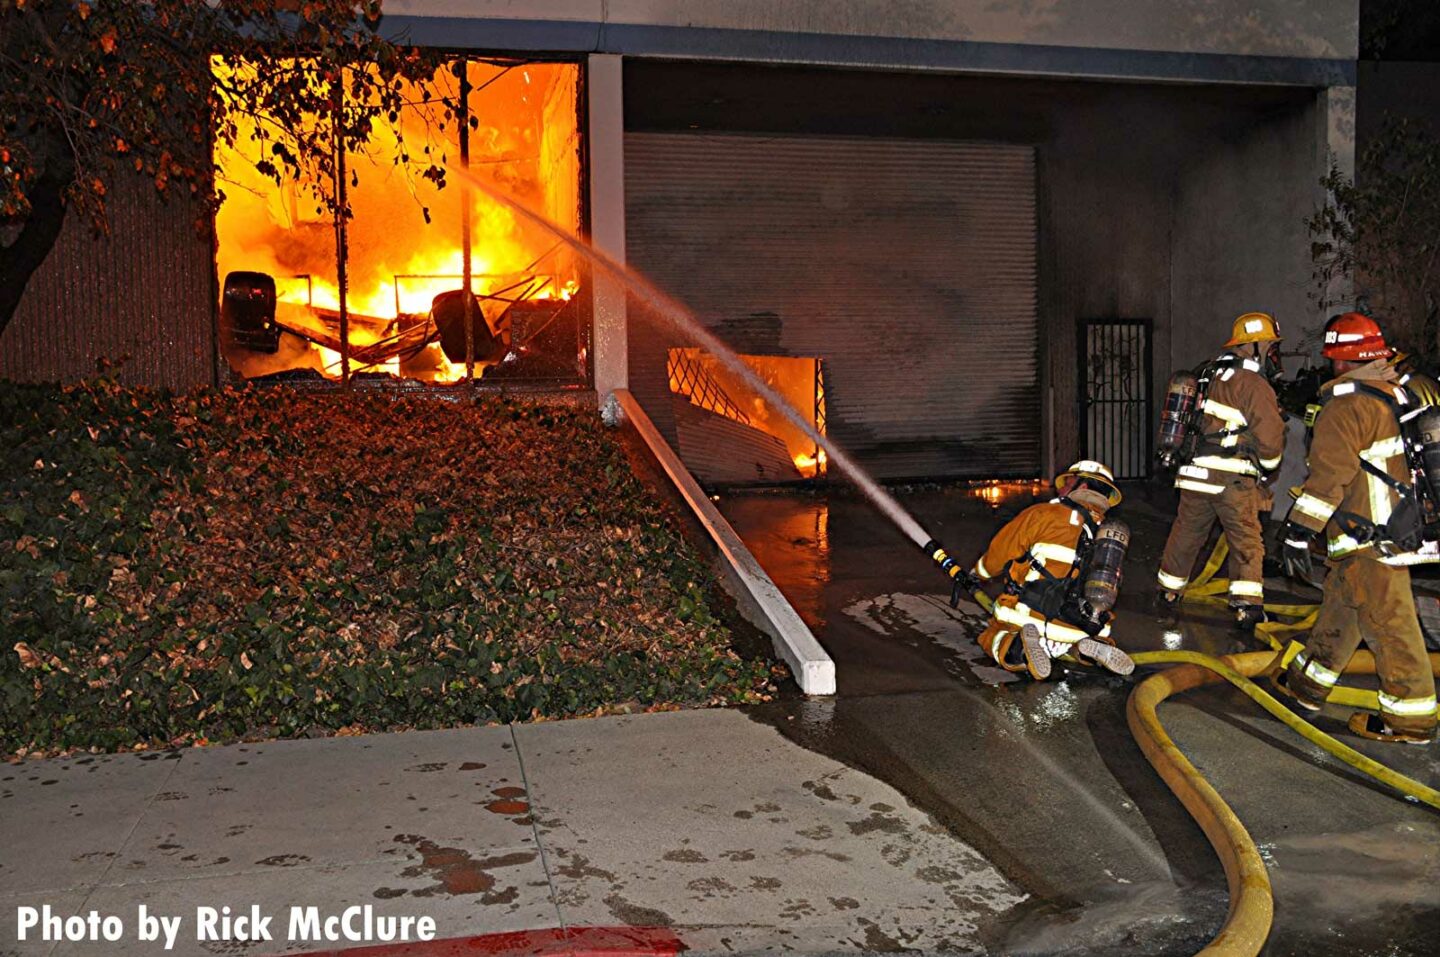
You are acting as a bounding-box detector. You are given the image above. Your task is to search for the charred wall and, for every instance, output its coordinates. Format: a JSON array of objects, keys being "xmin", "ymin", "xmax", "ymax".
[
  {"xmin": 2, "ymin": 170, "xmax": 216, "ymax": 389},
  {"xmin": 1170, "ymin": 97, "xmax": 1320, "ymax": 372},
  {"xmin": 624, "ymin": 60, "xmax": 1317, "ymax": 471}
]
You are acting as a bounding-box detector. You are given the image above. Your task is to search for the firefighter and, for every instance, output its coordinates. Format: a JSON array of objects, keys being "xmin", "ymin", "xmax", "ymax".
[
  {"xmin": 1276, "ymin": 313, "xmax": 1437, "ymax": 744},
  {"xmin": 1299, "ymin": 317, "xmax": 1440, "ymax": 432},
  {"xmin": 972, "ymin": 460, "xmax": 1135, "ymax": 680},
  {"xmin": 1155, "ymin": 312, "xmax": 1287, "ymax": 631}
]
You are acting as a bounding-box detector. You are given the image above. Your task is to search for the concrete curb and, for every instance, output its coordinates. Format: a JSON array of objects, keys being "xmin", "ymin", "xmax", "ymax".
[
  {"xmin": 284, "ymin": 926, "xmax": 685, "ymax": 956},
  {"xmin": 606, "ymin": 389, "xmax": 836, "ymax": 695}
]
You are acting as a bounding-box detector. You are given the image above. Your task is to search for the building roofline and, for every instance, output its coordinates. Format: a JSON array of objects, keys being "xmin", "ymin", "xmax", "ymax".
[{"xmin": 381, "ymin": 15, "xmax": 1356, "ymax": 88}]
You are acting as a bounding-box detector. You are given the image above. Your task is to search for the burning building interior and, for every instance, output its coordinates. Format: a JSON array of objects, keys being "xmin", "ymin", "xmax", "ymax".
[
  {"xmin": 207, "ymin": 53, "xmax": 829, "ymax": 480},
  {"xmin": 667, "ymin": 348, "xmax": 827, "ymax": 482},
  {"xmin": 213, "ymin": 57, "xmax": 585, "ymax": 388}
]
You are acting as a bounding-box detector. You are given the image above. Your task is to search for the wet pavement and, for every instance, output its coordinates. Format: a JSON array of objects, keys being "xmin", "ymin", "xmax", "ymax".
[
  {"xmin": 721, "ymin": 482, "xmax": 1440, "ymax": 956},
  {"xmin": 2, "ymin": 486, "xmax": 1436, "ymax": 957},
  {"xmin": 0, "ymin": 713, "xmax": 1027, "ymax": 956}
]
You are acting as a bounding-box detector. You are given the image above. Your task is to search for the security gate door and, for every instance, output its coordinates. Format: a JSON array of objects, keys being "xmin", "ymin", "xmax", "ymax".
[
  {"xmin": 625, "ymin": 132, "xmax": 1040, "ymax": 481},
  {"xmin": 1079, "ymin": 318, "xmax": 1153, "ymax": 479}
]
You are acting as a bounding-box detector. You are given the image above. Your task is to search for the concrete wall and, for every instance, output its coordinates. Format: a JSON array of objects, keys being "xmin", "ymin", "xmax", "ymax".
[
  {"xmin": 588, "ymin": 54, "xmax": 629, "ymax": 403},
  {"xmin": 1040, "ymin": 89, "xmax": 1188, "ymax": 467},
  {"xmin": 1170, "ymin": 97, "xmax": 1324, "ymax": 373},
  {"xmin": 386, "ymin": 0, "xmax": 1357, "ymax": 59},
  {"xmin": 623, "ymin": 60, "xmax": 1319, "ymax": 468}
]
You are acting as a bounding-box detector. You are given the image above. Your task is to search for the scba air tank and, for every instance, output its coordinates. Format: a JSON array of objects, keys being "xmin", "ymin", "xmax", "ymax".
[
  {"xmin": 1156, "ymin": 371, "xmax": 1200, "ymax": 467},
  {"xmin": 1082, "ymin": 520, "xmax": 1130, "ymax": 613},
  {"xmin": 1413, "ymin": 407, "xmax": 1440, "ymax": 520}
]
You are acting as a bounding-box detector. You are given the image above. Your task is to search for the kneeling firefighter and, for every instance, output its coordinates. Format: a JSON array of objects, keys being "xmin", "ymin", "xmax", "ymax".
[
  {"xmin": 961, "ymin": 461, "xmax": 1135, "ymax": 680},
  {"xmin": 1277, "ymin": 313, "xmax": 1439, "ymax": 744},
  {"xmin": 1155, "ymin": 312, "xmax": 1287, "ymax": 631}
]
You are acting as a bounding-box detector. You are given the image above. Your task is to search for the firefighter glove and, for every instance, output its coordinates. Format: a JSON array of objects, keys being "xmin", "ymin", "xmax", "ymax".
[
  {"xmin": 1280, "ymin": 522, "xmax": 1319, "ymax": 582},
  {"xmin": 949, "ymin": 572, "xmax": 985, "ymax": 609}
]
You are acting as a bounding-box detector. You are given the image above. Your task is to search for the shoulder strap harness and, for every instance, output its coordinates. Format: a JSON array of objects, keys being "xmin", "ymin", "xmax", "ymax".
[
  {"xmin": 1004, "ymin": 498, "xmax": 1097, "ymax": 595},
  {"xmin": 1195, "ymin": 354, "xmax": 1266, "ymax": 457},
  {"xmin": 1313, "ymin": 381, "xmax": 1425, "ymax": 548},
  {"xmin": 1315, "ymin": 381, "xmax": 1419, "ymax": 495}
]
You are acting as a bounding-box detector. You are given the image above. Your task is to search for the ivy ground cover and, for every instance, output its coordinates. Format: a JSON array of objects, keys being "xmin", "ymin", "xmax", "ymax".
[{"xmin": 1, "ymin": 382, "xmax": 778, "ymax": 755}]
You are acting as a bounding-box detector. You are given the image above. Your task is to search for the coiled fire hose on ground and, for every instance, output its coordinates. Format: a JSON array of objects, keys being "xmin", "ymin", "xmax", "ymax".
[
  {"xmin": 1174, "ymin": 535, "xmax": 1318, "ymax": 646},
  {"xmin": 960, "ymin": 538, "xmax": 1439, "ymax": 955},
  {"xmin": 1133, "ymin": 535, "xmax": 1440, "ymax": 954},
  {"xmin": 1126, "ymin": 649, "xmax": 1440, "ymax": 956}
]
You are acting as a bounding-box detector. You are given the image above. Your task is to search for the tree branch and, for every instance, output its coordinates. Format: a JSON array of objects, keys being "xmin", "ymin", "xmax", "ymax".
[{"xmin": 0, "ymin": 149, "xmax": 74, "ymax": 340}]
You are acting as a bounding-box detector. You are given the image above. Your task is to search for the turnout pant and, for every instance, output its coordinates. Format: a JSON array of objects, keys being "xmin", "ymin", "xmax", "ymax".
[
  {"xmin": 976, "ymin": 595, "xmax": 1116, "ymax": 679},
  {"xmin": 1287, "ymin": 554, "xmax": 1437, "ymax": 735},
  {"xmin": 1157, "ymin": 477, "xmax": 1266, "ymax": 606}
]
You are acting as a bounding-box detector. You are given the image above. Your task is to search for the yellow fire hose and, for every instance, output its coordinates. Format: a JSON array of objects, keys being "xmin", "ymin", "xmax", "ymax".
[
  {"xmin": 1131, "ymin": 536, "xmax": 1439, "ymax": 955},
  {"xmin": 1176, "ymin": 536, "xmax": 1389, "ymax": 709},
  {"xmin": 961, "ymin": 538, "xmax": 1439, "ymax": 955},
  {"xmin": 1127, "ymin": 648, "xmax": 1440, "ymax": 956},
  {"xmin": 1174, "ymin": 535, "xmax": 1319, "ymax": 645}
]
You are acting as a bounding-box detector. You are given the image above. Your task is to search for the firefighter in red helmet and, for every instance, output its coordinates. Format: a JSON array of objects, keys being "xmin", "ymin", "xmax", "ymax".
[{"xmin": 1275, "ymin": 312, "xmax": 1438, "ymax": 744}]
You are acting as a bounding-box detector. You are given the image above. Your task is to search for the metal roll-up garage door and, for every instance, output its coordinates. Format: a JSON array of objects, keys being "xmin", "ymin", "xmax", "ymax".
[{"xmin": 625, "ymin": 132, "xmax": 1039, "ymax": 480}]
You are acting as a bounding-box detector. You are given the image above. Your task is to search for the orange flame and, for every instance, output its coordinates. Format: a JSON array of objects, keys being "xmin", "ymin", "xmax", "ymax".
[{"xmin": 214, "ymin": 58, "xmax": 582, "ymax": 382}]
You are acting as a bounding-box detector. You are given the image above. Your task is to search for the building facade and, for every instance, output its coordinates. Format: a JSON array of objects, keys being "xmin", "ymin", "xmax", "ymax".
[{"xmin": 2, "ymin": 1, "xmax": 1359, "ymax": 481}]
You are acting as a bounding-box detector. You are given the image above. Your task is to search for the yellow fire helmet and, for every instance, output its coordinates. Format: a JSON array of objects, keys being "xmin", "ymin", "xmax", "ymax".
[
  {"xmin": 1225, "ymin": 312, "xmax": 1282, "ymax": 347},
  {"xmin": 1055, "ymin": 459, "xmax": 1122, "ymax": 507},
  {"xmin": 1390, "ymin": 352, "xmax": 1440, "ymax": 407}
]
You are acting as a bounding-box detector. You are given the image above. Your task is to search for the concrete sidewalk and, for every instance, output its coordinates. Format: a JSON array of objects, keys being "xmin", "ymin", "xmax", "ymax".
[
  {"xmin": 721, "ymin": 486, "xmax": 1440, "ymax": 956},
  {"xmin": 0, "ymin": 710, "xmax": 1025, "ymax": 957}
]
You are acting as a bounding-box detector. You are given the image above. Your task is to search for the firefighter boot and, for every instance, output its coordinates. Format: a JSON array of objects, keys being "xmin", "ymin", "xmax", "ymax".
[
  {"xmin": 1270, "ymin": 668, "xmax": 1324, "ymax": 713},
  {"xmin": 1019, "ymin": 625, "xmax": 1052, "ymax": 681},
  {"xmin": 1153, "ymin": 590, "xmax": 1180, "ymax": 624},
  {"xmin": 1076, "ymin": 638, "xmax": 1135, "ymax": 676},
  {"xmin": 1233, "ymin": 602, "xmax": 1266, "ymax": 635},
  {"xmin": 1347, "ymin": 712, "xmax": 1436, "ymax": 745}
]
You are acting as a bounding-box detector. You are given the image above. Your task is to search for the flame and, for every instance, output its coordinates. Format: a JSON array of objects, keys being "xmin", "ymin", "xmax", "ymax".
[
  {"xmin": 668, "ymin": 348, "xmax": 826, "ymax": 479},
  {"xmin": 970, "ymin": 479, "xmax": 1046, "ymax": 509},
  {"xmin": 214, "ymin": 57, "xmax": 582, "ymax": 382},
  {"xmin": 793, "ymin": 450, "xmax": 827, "ymax": 479}
]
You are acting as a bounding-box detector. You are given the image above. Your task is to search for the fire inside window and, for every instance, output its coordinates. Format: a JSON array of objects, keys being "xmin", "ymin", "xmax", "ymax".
[
  {"xmin": 213, "ymin": 58, "xmax": 584, "ymax": 386},
  {"xmin": 668, "ymin": 349, "xmax": 828, "ymax": 479}
]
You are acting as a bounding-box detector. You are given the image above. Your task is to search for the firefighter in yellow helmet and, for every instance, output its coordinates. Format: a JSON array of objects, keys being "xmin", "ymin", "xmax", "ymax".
[
  {"xmin": 1275, "ymin": 313, "xmax": 1437, "ymax": 744},
  {"xmin": 971, "ymin": 461, "xmax": 1134, "ymax": 680},
  {"xmin": 1155, "ymin": 313, "xmax": 1287, "ymax": 632}
]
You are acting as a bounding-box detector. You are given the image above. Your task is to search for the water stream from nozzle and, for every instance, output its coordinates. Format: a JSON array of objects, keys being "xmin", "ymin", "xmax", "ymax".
[{"xmin": 451, "ymin": 165, "xmax": 935, "ymax": 552}]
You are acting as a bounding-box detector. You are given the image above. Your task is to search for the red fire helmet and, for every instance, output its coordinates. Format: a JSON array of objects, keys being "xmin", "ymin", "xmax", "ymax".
[{"xmin": 1322, "ymin": 312, "xmax": 1393, "ymax": 362}]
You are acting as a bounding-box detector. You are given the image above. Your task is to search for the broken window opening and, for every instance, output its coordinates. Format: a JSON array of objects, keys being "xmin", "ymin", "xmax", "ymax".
[
  {"xmin": 668, "ymin": 348, "xmax": 827, "ymax": 481},
  {"xmin": 214, "ymin": 57, "xmax": 585, "ymax": 387}
]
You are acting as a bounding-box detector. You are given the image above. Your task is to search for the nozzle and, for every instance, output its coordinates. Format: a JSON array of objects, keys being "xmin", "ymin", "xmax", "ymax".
[
  {"xmin": 923, "ymin": 539, "xmax": 988, "ymax": 611},
  {"xmin": 923, "ymin": 538, "xmax": 972, "ymax": 584}
]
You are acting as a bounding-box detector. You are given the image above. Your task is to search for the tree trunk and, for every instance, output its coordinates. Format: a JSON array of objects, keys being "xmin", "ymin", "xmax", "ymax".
[{"xmin": 0, "ymin": 153, "xmax": 74, "ymax": 341}]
